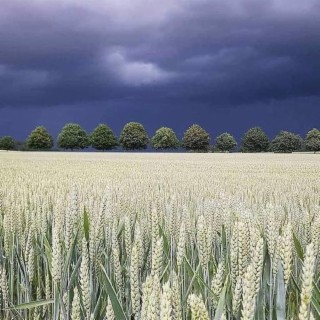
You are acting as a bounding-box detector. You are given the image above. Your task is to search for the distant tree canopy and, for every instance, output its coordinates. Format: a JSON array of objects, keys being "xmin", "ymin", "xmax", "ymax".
[
  {"xmin": 241, "ymin": 127, "xmax": 269, "ymax": 152},
  {"xmin": 215, "ymin": 132, "xmax": 237, "ymax": 152},
  {"xmin": 151, "ymin": 127, "xmax": 179, "ymax": 150},
  {"xmin": 119, "ymin": 122, "xmax": 149, "ymax": 150},
  {"xmin": 0, "ymin": 136, "xmax": 15, "ymax": 150},
  {"xmin": 90, "ymin": 124, "xmax": 118, "ymax": 151},
  {"xmin": 27, "ymin": 126, "xmax": 54, "ymax": 150},
  {"xmin": 58, "ymin": 123, "xmax": 89, "ymax": 150},
  {"xmin": 271, "ymin": 131, "xmax": 302, "ymax": 153},
  {"xmin": 305, "ymin": 128, "xmax": 320, "ymax": 153},
  {"xmin": 182, "ymin": 124, "xmax": 210, "ymax": 152},
  {"xmin": 3, "ymin": 122, "xmax": 319, "ymax": 154}
]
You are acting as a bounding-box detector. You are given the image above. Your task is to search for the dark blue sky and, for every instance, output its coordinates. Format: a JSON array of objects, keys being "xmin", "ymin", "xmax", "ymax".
[{"xmin": 1, "ymin": 0, "xmax": 319, "ymax": 142}]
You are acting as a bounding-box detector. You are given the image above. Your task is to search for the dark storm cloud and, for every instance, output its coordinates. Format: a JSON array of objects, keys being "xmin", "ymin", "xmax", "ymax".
[{"xmin": 0, "ymin": 0, "xmax": 320, "ymax": 139}]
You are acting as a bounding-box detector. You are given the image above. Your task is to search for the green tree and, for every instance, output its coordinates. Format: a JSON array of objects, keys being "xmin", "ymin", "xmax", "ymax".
[
  {"xmin": 241, "ymin": 127, "xmax": 269, "ymax": 152},
  {"xmin": 215, "ymin": 132, "xmax": 237, "ymax": 152},
  {"xmin": 119, "ymin": 122, "xmax": 149, "ymax": 150},
  {"xmin": 0, "ymin": 136, "xmax": 15, "ymax": 150},
  {"xmin": 271, "ymin": 131, "xmax": 302, "ymax": 153},
  {"xmin": 90, "ymin": 124, "xmax": 118, "ymax": 151},
  {"xmin": 182, "ymin": 124, "xmax": 210, "ymax": 152},
  {"xmin": 151, "ymin": 127, "xmax": 179, "ymax": 150},
  {"xmin": 26, "ymin": 126, "xmax": 54, "ymax": 150},
  {"xmin": 305, "ymin": 128, "xmax": 320, "ymax": 153},
  {"xmin": 57, "ymin": 123, "xmax": 89, "ymax": 150}
]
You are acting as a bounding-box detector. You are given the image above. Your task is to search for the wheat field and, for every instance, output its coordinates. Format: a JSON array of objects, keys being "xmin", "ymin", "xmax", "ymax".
[{"xmin": 0, "ymin": 151, "xmax": 319, "ymax": 320}]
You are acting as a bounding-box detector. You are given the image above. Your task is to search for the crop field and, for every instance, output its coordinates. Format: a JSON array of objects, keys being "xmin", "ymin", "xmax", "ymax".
[{"xmin": 0, "ymin": 152, "xmax": 319, "ymax": 320}]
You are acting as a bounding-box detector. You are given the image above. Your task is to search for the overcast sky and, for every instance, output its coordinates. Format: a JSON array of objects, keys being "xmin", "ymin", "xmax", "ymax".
[{"xmin": 1, "ymin": 0, "xmax": 320, "ymax": 141}]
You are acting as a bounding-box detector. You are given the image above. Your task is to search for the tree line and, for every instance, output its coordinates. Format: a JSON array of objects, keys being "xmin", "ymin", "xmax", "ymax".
[{"xmin": 0, "ymin": 122, "xmax": 320, "ymax": 153}]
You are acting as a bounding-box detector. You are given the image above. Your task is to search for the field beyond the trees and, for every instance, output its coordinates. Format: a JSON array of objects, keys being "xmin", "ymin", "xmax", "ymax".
[{"xmin": 0, "ymin": 152, "xmax": 319, "ymax": 319}]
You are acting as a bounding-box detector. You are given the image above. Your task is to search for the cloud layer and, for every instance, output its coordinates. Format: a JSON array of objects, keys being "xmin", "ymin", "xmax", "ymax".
[{"xmin": 0, "ymin": 0, "xmax": 319, "ymax": 138}]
